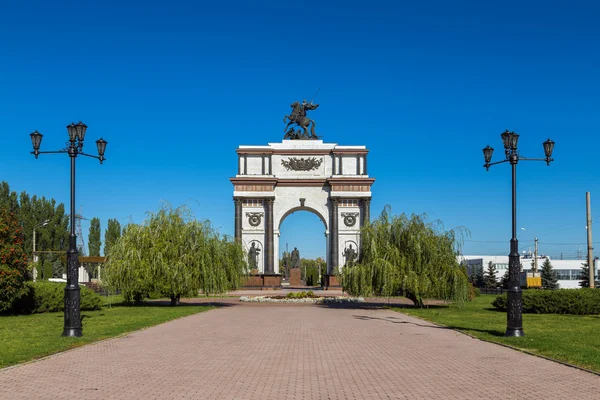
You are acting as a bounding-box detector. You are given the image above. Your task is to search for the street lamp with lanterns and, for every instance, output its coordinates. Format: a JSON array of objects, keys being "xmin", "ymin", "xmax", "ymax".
[
  {"xmin": 29, "ymin": 122, "xmax": 107, "ymax": 337},
  {"xmin": 482, "ymin": 130, "xmax": 554, "ymax": 337}
]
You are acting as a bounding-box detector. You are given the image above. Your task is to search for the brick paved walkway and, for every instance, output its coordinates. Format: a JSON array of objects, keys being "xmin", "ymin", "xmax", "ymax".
[{"xmin": 1, "ymin": 303, "xmax": 598, "ymax": 399}]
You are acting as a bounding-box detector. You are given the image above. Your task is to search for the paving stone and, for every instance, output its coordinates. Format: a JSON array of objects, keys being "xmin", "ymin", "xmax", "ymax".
[{"xmin": 1, "ymin": 302, "xmax": 598, "ymax": 399}]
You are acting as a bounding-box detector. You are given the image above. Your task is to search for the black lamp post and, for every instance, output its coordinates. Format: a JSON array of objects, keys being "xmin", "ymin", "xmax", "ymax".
[
  {"xmin": 30, "ymin": 122, "xmax": 107, "ymax": 337},
  {"xmin": 483, "ymin": 130, "xmax": 554, "ymax": 337}
]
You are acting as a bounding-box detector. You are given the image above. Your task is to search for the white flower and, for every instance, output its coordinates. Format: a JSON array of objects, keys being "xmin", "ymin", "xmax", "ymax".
[{"xmin": 239, "ymin": 295, "xmax": 364, "ymax": 303}]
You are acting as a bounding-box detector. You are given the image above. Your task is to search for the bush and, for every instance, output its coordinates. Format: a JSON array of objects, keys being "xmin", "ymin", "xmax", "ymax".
[
  {"xmin": 491, "ymin": 288, "xmax": 600, "ymax": 315},
  {"xmin": 13, "ymin": 281, "xmax": 102, "ymax": 314},
  {"xmin": 286, "ymin": 291, "xmax": 316, "ymax": 299},
  {"xmin": 467, "ymin": 283, "xmax": 480, "ymax": 300},
  {"xmin": 0, "ymin": 207, "xmax": 29, "ymax": 312}
]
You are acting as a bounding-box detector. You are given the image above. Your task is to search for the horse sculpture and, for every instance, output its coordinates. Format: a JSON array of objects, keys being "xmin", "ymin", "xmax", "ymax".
[{"xmin": 283, "ymin": 101, "xmax": 319, "ymax": 140}]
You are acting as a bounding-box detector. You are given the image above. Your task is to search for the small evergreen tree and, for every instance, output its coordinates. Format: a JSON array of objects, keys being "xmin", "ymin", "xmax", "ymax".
[
  {"xmin": 540, "ymin": 258, "xmax": 559, "ymax": 289},
  {"xmin": 483, "ymin": 261, "xmax": 498, "ymax": 288},
  {"xmin": 88, "ymin": 217, "xmax": 101, "ymax": 257},
  {"xmin": 104, "ymin": 218, "xmax": 121, "ymax": 257},
  {"xmin": 579, "ymin": 262, "xmax": 599, "ymax": 288},
  {"xmin": 474, "ymin": 266, "xmax": 485, "ymax": 288},
  {"xmin": 501, "ymin": 269, "xmax": 509, "ymax": 289}
]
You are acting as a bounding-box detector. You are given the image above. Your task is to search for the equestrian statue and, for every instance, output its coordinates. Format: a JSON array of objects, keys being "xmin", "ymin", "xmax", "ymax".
[{"xmin": 283, "ymin": 100, "xmax": 320, "ymax": 140}]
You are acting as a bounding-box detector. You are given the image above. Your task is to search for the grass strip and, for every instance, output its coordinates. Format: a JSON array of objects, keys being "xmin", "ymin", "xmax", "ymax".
[
  {"xmin": 393, "ymin": 295, "xmax": 600, "ymax": 373},
  {"xmin": 0, "ymin": 300, "xmax": 213, "ymax": 369}
]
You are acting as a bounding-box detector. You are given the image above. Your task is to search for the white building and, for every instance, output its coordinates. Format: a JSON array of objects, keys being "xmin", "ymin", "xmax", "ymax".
[{"xmin": 459, "ymin": 255, "xmax": 599, "ymax": 289}]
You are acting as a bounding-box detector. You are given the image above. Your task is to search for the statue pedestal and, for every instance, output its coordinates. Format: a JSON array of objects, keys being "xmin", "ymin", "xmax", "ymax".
[
  {"xmin": 323, "ymin": 274, "xmax": 342, "ymax": 290},
  {"xmin": 242, "ymin": 274, "xmax": 282, "ymax": 290},
  {"xmin": 289, "ymin": 268, "xmax": 302, "ymax": 287}
]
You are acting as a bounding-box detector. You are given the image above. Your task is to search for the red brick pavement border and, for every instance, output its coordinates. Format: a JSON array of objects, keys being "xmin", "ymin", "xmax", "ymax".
[{"xmin": 1, "ymin": 302, "xmax": 598, "ymax": 399}]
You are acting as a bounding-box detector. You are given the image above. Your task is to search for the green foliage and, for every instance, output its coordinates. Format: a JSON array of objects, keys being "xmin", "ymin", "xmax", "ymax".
[
  {"xmin": 52, "ymin": 256, "xmax": 65, "ymax": 278},
  {"xmin": 540, "ymin": 258, "xmax": 559, "ymax": 289},
  {"xmin": 491, "ymin": 288, "xmax": 600, "ymax": 315},
  {"xmin": 467, "ymin": 283, "xmax": 480, "ymax": 300},
  {"xmin": 11, "ymin": 281, "xmax": 102, "ymax": 314},
  {"xmin": 300, "ymin": 258, "xmax": 321, "ymax": 286},
  {"xmin": 41, "ymin": 259, "xmax": 53, "ymax": 280},
  {"xmin": 104, "ymin": 218, "xmax": 121, "ymax": 257},
  {"xmin": 0, "ymin": 207, "xmax": 29, "ymax": 312},
  {"xmin": 474, "ymin": 266, "xmax": 485, "ymax": 288},
  {"xmin": 286, "ymin": 291, "xmax": 316, "ymax": 299},
  {"xmin": 104, "ymin": 203, "xmax": 247, "ymax": 304},
  {"xmin": 579, "ymin": 262, "xmax": 599, "ymax": 288},
  {"xmin": 342, "ymin": 206, "xmax": 470, "ymax": 307},
  {"xmin": 501, "ymin": 269, "xmax": 509, "ymax": 289},
  {"xmin": 88, "ymin": 217, "xmax": 101, "ymax": 257},
  {"xmin": 483, "ymin": 261, "xmax": 498, "ymax": 288},
  {"xmin": 0, "ymin": 181, "xmax": 69, "ymax": 263}
]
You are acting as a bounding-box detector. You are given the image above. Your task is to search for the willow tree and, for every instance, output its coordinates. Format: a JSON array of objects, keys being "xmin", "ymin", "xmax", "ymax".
[
  {"xmin": 104, "ymin": 204, "xmax": 247, "ymax": 305},
  {"xmin": 342, "ymin": 206, "xmax": 469, "ymax": 307}
]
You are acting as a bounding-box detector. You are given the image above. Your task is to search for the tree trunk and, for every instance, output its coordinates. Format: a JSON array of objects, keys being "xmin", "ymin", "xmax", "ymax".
[
  {"xmin": 170, "ymin": 294, "xmax": 180, "ymax": 306},
  {"xmin": 406, "ymin": 292, "xmax": 424, "ymax": 308},
  {"xmin": 134, "ymin": 293, "xmax": 144, "ymax": 306}
]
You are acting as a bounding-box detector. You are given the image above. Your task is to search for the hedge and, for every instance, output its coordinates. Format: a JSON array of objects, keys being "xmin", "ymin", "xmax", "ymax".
[
  {"xmin": 12, "ymin": 281, "xmax": 102, "ymax": 314},
  {"xmin": 491, "ymin": 288, "xmax": 600, "ymax": 315}
]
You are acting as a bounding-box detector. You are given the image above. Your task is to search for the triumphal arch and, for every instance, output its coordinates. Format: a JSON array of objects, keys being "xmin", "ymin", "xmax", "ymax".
[{"xmin": 231, "ymin": 100, "xmax": 374, "ymax": 288}]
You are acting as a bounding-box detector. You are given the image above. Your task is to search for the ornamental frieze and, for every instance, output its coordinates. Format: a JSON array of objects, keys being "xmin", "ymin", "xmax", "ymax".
[{"xmin": 281, "ymin": 157, "xmax": 323, "ymax": 171}]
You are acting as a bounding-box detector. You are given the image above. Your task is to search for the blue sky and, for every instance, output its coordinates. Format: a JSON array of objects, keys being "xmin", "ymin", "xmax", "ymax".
[{"xmin": 1, "ymin": 0, "xmax": 599, "ymax": 260}]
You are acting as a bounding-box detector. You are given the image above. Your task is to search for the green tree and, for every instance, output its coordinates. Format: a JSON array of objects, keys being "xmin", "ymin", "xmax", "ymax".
[
  {"xmin": 483, "ymin": 261, "xmax": 498, "ymax": 288},
  {"xmin": 473, "ymin": 266, "xmax": 485, "ymax": 288},
  {"xmin": 342, "ymin": 206, "xmax": 469, "ymax": 307},
  {"xmin": 579, "ymin": 262, "xmax": 599, "ymax": 288},
  {"xmin": 501, "ymin": 269, "xmax": 510, "ymax": 289},
  {"xmin": 104, "ymin": 204, "xmax": 247, "ymax": 305},
  {"xmin": 88, "ymin": 217, "xmax": 101, "ymax": 257},
  {"xmin": 540, "ymin": 258, "xmax": 559, "ymax": 289},
  {"xmin": 103, "ymin": 218, "xmax": 121, "ymax": 257},
  {"xmin": 0, "ymin": 207, "xmax": 29, "ymax": 311}
]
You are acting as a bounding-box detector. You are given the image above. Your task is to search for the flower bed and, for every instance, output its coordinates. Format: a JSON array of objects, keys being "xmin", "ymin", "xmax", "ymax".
[{"xmin": 239, "ymin": 295, "xmax": 364, "ymax": 304}]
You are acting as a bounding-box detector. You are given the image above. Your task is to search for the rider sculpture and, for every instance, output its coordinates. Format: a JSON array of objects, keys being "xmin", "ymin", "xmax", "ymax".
[{"xmin": 283, "ymin": 100, "xmax": 320, "ymax": 140}]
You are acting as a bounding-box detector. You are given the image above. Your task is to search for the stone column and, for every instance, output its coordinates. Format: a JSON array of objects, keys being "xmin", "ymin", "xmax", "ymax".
[
  {"xmin": 363, "ymin": 154, "xmax": 368, "ymax": 175},
  {"xmin": 261, "ymin": 154, "xmax": 266, "ymax": 175},
  {"xmin": 238, "ymin": 154, "xmax": 242, "ymax": 175},
  {"xmin": 243, "ymin": 154, "xmax": 248, "ymax": 175},
  {"xmin": 234, "ymin": 198, "xmax": 243, "ymax": 241},
  {"xmin": 338, "ymin": 155, "xmax": 343, "ymax": 175},
  {"xmin": 356, "ymin": 154, "xmax": 360, "ymax": 175},
  {"xmin": 330, "ymin": 197, "xmax": 339, "ymax": 274},
  {"xmin": 362, "ymin": 198, "xmax": 371, "ymax": 226},
  {"xmin": 264, "ymin": 198, "xmax": 274, "ymax": 274},
  {"xmin": 268, "ymin": 154, "xmax": 273, "ymax": 175}
]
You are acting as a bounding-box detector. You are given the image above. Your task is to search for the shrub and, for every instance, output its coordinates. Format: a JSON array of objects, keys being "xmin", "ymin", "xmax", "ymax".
[
  {"xmin": 0, "ymin": 207, "xmax": 29, "ymax": 312},
  {"xmin": 467, "ymin": 283, "xmax": 480, "ymax": 300},
  {"xmin": 13, "ymin": 281, "xmax": 102, "ymax": 314},
  {"xmin": 491, "ymin": 288, "xmax": 600, "ymax": 315},
  {"xmin": 286, "ymin": 291, "xmax": 316, "ymax": 299}
]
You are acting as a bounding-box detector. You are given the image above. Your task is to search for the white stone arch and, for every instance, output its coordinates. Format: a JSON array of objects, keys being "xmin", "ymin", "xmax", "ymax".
[{"xmin": 232, "ymin": 140, "xmax": 374, "ymax": 278}]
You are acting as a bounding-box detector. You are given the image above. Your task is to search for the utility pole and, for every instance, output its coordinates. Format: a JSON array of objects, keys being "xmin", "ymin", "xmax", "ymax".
[
  {"xmin": 534, "ymin": 237, "xmax": 538, "ymax": 274},
  {"xmin": 587, "ymin": 192, "xmax": 594, "ymax": 288}
]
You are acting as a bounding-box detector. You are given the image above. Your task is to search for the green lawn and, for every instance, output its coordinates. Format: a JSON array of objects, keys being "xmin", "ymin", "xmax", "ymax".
[
  {"xmin": 394, "ymin": 295, "xmax": 600, "ymax": 373},
  {"xmin": 0, "ymin": 298, "xmax": 213, "ymax": 369}
]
